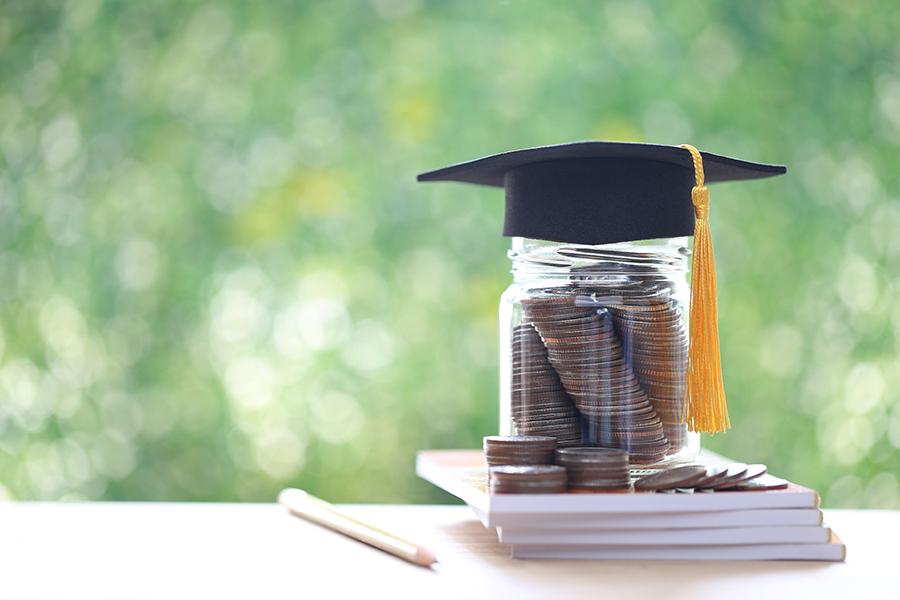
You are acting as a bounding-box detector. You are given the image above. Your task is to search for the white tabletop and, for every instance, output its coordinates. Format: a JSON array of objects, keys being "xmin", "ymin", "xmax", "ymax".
[{"xmin": 0, "ymin": 502, "xmax": 897, "ymax": 600}]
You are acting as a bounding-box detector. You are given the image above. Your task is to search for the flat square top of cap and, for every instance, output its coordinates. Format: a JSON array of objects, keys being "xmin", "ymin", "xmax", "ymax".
[{"xmin": 416, "ymin": 140, "xmax": 786, "ymax": 186}]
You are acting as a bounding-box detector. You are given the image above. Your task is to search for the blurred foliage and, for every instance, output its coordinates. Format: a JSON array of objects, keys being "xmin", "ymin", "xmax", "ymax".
[{"xmin": 0, "ymin": 0, "xmax": 898, "ymax": 508}]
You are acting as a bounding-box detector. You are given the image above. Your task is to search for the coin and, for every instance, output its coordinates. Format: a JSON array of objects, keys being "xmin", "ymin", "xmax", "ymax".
[
  {"xmin": 484, "ymin": 435, "xmax": 557, "ymax": 446},
  {"xmin": 483, "ymin": 435, "xmax": 557, "ymax": 466},
  {"xmin": 701, "ymin": 463, "xmax": 748, "ymax": 488},
  {"xmin": 554, "ymin": 447, "xmax": 632, "ymax": 491},
  {"xmin": 709, "ymin": 464, "xmax": 768, "ymax": 489},
  {"xmin": 489, "ymin": 465, "xmax": 568, "ymax": 494},
  {"xmin": 583, "ymin": 421, "xmax": 665, "ymax": 434},
  {"xmin": 689, "ymin": 465, "xmax": 730, "ymax": 489},
  {"xmin": 724, "ymin": 474, "xmax": 787, "ymax": 491},
  {"xmin": 555, "ymin": 446, "xmax": 628, "ymax": 463},
  {"xmin": 633, "ymin": 465, "xmax": 709, "ymax": 491}
]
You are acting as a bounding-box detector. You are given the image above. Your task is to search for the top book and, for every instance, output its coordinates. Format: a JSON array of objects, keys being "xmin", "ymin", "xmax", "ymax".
[{"xmin": 416, "ymin": 450, "xmax": 820, "ymax": 529}]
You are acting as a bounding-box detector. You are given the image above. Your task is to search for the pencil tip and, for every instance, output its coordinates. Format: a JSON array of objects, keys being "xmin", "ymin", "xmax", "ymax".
[{"xmin": 416, "ymin": 546, "xmax": 438, "ymax": 566}]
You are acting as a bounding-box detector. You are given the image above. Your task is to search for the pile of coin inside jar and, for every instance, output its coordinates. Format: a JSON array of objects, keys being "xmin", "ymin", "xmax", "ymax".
[
  {"xmin": 510, "ymin": 278, "xmax": 688, "ymax": 464},
  {"xmin": 485, "ymin": 436, "xmax": 770, "ymax": 494}
]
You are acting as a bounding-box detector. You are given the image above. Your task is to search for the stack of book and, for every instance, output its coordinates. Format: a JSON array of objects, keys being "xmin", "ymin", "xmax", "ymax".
[{"xmin": 416, "ymin": 450, "xmax": 844, "ymax": 561}]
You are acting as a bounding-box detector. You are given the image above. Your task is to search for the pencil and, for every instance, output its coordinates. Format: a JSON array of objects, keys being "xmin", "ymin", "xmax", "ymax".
[{"xmin": 277, "ymin": 488, "xmax": 438, "ymax": 568}]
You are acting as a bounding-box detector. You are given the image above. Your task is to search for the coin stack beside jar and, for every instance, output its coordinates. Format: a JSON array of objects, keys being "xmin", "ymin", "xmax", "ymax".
[
  {"xmin": 489, "ymin": 465, "xmax": 568, "ymax": 494},
  {"xmin": 483, "ymin": 435, "xmax": 557, "ymax": 466},
  {"xmin": 554, "ymin": 447, "xmax": 631, "ymax": 491}
]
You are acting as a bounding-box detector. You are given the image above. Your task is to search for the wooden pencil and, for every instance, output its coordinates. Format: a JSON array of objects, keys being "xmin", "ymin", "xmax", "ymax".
[{"xmin": 277, "ymin": 488, "xmax": 438, "ymax": 567}]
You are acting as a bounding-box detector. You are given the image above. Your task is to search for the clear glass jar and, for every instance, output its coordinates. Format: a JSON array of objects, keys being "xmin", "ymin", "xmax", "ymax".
[{"xmin": 499, "ymin": 237, "xmax": 700, "ymax": 465}]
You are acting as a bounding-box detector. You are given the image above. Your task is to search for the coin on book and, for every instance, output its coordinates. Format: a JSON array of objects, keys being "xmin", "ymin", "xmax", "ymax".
[
  {"xmin": 554, "ymin": 447, "xmax": 628, "ymax": 463},
  {"xmin": 632, "ymin": 465, "xmax": 708, "ymax": 491},
  {"xmin": 726, "ymin": 473, "xmax": 787, "ymax": 491},
  {"xmin": 483, "ymin": 435, "xmax": 557, "ymax": 466},
  {"xmin": 709, "ymin": 464, "xmax": 768, "ymax": 489},
  {"xmin": 700, "ymin": 463, "xmax": 748, "ymax": 488},
  {"xmin": 689, "ymin": 465, "xmax": 730, "ymax": 489},
  {"xmin": 554, "ymin": 446, "xmax": 632, "ymax": 491},
  {"xmin": 489, "ymin": 465, "xmax": 568, "ymax": 494}
]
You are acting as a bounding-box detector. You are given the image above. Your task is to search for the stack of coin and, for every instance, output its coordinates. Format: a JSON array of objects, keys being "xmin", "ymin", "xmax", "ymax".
[
  {"xmin": 489, "ymin": 465, "xmax": 568, "ymax": 494},
  {"xmin": 483, "ymin": 435, "xmax": 557, "ymax": 466},
  {"xmin": 609, "ymin": 298, "xmax": 688, "ymax": 454},
  {"xmin": 522, "ymin": 292, "xmax": 669, "ymax": 464},
  {"xmin": 510, "ymin": 323, "xmax": 582, "ymax": 446},
  {"xmin": 554, "ymin": 447, "xmax": 631, "ymax": 491}
]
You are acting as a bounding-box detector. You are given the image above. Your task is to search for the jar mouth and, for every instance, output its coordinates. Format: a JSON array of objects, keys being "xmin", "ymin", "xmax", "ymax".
[{"xmin": 509, "ymin": 237, "xmax": 689, "ymax": 280}]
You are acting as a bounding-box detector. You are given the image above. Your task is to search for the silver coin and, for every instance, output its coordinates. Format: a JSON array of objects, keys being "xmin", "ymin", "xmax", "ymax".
[
  {"xmin": 633, "ymin": 465, "xmax": 708, "ymax": 491},
  {"xmin": 709, "ymin": 464, "xmax": 767, "ymax": 489}
]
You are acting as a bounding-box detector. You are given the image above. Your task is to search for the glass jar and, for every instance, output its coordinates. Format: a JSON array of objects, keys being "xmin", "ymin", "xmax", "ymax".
[{"xmin": 499, "ymin": 237, "xmax": 700, "ymax": 465}]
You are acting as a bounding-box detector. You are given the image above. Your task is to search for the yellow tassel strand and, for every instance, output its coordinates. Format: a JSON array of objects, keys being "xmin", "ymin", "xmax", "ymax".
[{"xmin": 679, "ymin": 144, "xmax": 730, "ymax": 434}]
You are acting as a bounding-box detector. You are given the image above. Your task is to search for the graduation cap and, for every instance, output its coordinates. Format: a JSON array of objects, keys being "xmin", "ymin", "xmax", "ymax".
[
  {"xmin": 417, "ymin": 140, "xmax": 785, "ymax": 246},
  {"xmin": 417, "ymin": 141, "xmax": 787, "ymax": 434}
]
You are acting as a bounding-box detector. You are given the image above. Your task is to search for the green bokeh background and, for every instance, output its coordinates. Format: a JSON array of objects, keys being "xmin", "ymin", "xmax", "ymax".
[{"xmin": 1, "ymin": 0, "xmax": 898, "ymax": 506}]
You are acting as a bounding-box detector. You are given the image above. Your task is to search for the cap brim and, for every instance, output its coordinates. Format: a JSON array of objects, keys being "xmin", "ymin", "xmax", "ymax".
[{"xmin": 417, "ymin": 140, "xmax": 787, "ymax": 186}]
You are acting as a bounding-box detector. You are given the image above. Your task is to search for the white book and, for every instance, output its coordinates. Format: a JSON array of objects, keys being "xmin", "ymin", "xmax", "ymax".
[
  {"xmin": 511, "ymin": 534, "xmax": 846, "ymax": 561},
  {"xmin": 489, "ymin": 508, "xmax": 823, "ymax": 530},
  {"xmin": 498, "ymin": 524, "xmax": 832, "ymax": 545},
  {"xmin": 416, "ymin": 450, "xmax": 820, "ymax": 528}
]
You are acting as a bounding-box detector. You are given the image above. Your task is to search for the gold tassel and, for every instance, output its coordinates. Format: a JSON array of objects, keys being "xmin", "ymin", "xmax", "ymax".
[{"xmin": 679, "ymin": 144, "xmax": 730, "ymax": 434}]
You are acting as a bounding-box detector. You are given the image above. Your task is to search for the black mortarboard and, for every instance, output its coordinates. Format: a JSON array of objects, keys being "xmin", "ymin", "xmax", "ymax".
[{"xmin": 416, "ymin": 141, "xmax": 786, "ymax": 245}]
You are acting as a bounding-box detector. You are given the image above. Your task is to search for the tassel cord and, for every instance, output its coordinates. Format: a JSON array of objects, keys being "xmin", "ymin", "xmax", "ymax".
[{"xmin": 679, "ymin": 144, "xmax": 730, "ymax": 434}]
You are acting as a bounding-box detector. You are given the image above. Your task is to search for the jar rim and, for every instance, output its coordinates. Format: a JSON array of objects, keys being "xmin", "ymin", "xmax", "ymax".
[{"xmin": 509, "ymin": 237, "xmax": 689, "ymax": 280}]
